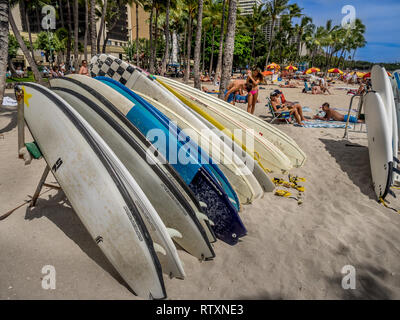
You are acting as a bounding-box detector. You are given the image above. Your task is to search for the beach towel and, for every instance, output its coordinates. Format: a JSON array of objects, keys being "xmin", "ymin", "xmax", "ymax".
[
  {"xmin": 1, "ymin": 96, "xmax": 17, "ymax": 107},
  {"xmin": 295, "ymin": 120, "xmax": 353, "ymax": 129}
]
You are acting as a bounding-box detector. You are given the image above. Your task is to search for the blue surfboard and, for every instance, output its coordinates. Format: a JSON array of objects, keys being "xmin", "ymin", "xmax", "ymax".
[{"xmin": 96, "ymin": 77, "xmax": 246, "ymax": 245}]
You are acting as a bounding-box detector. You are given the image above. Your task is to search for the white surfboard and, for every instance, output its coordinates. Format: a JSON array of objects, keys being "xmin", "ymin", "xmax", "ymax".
[
  {"xmin": 364, "ymin": 91, "xmax": 393, "ymax": 200},
  {"xmin": 158, "ymin": 75, "xmax": 307, "ymax": 168},
  {"xmin": 22, "ymin": 83, "xmax": 166, "ymax": 299}
]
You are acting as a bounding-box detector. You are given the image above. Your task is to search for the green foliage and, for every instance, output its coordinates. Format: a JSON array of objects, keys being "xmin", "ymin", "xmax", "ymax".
[
  {"xmin": 8, "ymin": 34, "xmax": 19, "ymax": 58},
  {"xmin": 34, "ymin": 31, "xmax": 64, "ymax": 61},
  {"xmin": 233, "ymin": 33, "xmax": 251, "ymax": 67}
]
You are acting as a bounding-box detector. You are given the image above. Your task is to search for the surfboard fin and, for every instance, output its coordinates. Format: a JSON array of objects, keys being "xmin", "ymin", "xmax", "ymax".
[
  {"xmin": 167, "ymin": 228, "xmax": 183, "ymax": 239},
  {"xmin": 394, "ymin": 157, "xmax": 400, "ymax": 164},
  {"xmin": 199, "ymin": 201, "xmax": 207, "ymax": 209},
  {"xmin": 153, "ymin": 242, "xmax": 166, "ymax": 256},
  {"xmin": 388, "ymin": 189, "xmax": 396, "ymax": 198},
  {"xmin": 196, "ymin": 212, "xmax": 215, "ymax": 226}
]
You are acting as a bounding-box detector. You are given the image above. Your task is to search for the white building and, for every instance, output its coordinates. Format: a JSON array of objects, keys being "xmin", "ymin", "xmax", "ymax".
[{"xmin": 238, "ymin": 0, "xmax": 263, "ymax": 16}]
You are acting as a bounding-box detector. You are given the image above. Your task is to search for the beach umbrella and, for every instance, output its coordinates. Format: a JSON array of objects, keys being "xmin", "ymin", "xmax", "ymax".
[
  {"xmin": 266, "ymin": 63, "xmax": 280, "ymax": 70},
  {"xmin": 285, "ymin": 65, "xmax": 298, "ymax": 71},
  {"xmin": 304, "ymin": 67, "xmax": 320, "ymax": 74},
  {"xmin": 328, "ymin": 68, "xmax": 343, "ymax": 74},
  {"xmin": 363, "ymin": 71, "xmax": 391, "ymax": 79},
  {"xmin": 350, "ymin": 71, "xmax": 366, "ymax": 78},
  {"xmin": 262, "ymin": 70, "xmax": 273, "ymax": 76}
]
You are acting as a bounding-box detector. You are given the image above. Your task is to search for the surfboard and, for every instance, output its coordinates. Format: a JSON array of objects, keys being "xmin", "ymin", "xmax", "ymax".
[
  {"xmin": 51, "ymin": 85, "xmax": 215, "ymax": 265},
  {"xmin": 22, "ymin": 82, "xmax": 166, "ymax": 299},
  {"xmin": 134, "ymin": 91, "xmax": 263, "ymax": 204},
  {"xmin": 393, "ymin": 70, "xmax": 400, "ymax": 145},
  {"xmin": 157, "ymin": 75, "xmax": 306, "ymax": 168},
  {"xmin": 50, "ymin": 76, "xmax": 217, "ymax": 245},
  {"xmin": 88, "ymin": 54, "xmax": 281, "ymax": 187},
  {"xmin": 372, "ymin": 65, "xmax": 398, "ymax": 182},
  {"xmin": 364, "ymin": 91, "xmax": 393, "ymax": 200},
  {"xmin": 64, "ymin": 75, "xmax": 247, "ymax": 245}
]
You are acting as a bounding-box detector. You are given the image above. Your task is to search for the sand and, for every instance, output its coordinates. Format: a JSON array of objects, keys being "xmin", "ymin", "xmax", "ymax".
[{"xmin": 1, "ymin": 80, "xmax": 400, "ymax": 300}]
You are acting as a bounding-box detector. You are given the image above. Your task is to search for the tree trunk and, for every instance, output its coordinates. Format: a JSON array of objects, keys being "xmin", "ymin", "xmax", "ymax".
[
  {"xmin": 193, "ymin": 0, "xmax": 204, "ymax": 89},
  {"xmin": 148, "ymin": 1, "xmax": 155, "ymax": 73},
  {"xmin": 9, "ymin": 9, "xmax": 43, "ymax": 84},
  {"xmin": 84, "ymin": 0, "xmax": 88, "ymax": 61},
  {"xmin": 90, "ymin": 0, "xmax": 97, "ymax": 57},
  {"xmin": 25, "ymin": 10, "xmax": 35, "ymax": 64},
  {"xmin": 97, "ymin": 0, "xmax": 108, "ymax": 54},
  {"xmin": 59, "ymin": 0, "xmax": 65, "ymax": 28},
  {"xmin": 152, "ymin": 6, "xmax": 159, "ymax": 73},
  {"xmin": 265, "ymin": 17, "xmax": 276, "ymax": 68},
  {"xmin": 184, "ymin": 14, "xmax": 193, "ymax": 83},
  {"xmin": 136, "ymin": 2, "xmax": 140, "ymax": 67},
  {"xmin": 161, "ymin": 0, "xmax": 170, "ymax": 76},
  {"xmin": 209, "ymin": 28, "xmax": 215, "ymax": 76},
  {"xmin": 218, "ymin": 0, "xmax": 237, "ymax": 99},
  {"xmin": 201, "ymin": 27, "xmax": 206, "ymax": 73},
  {"xmin": 74, "ymin": 0, "xmax": 79, "ymax": 71},
  {"xmin": 102, "ymin": 17, "xmax": 119, "ymax": 53},
  {"xmin": 0, "ymin": 0, "xmax": 9, "ymax": 105},
  {"xmin": 66, "ymin": 0, "xmax": 73, "ymax": 70},
  {"xmin": 214, "ymin": 0, "xmax": 226, "ymax": 85},
  {"xmin": 8, "ymin": 56, "xmax": 18, "ymax": 77}
]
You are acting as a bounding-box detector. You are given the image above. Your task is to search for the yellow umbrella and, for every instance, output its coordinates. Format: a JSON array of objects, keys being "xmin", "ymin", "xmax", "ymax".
[
  {"xmin": 328, "ymin": 68, "xmax": 343, "ymax": 74},
  {"xmin": 350, "ymin": 71, "xmax": 366, "ymax": 78},
  {"xmin": 285, "ymin": 65, "xmax": 298, "ymax": 71},
  {"xmin": 304, "ymin": 67, "xmax": 320, "ymax": 74},
  {"xmin": 267, "ymin": 63, "xmax": 280, "ymax": 70}
]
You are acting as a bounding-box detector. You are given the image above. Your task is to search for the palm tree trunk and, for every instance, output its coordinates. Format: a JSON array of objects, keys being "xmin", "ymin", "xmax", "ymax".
[
  {"xmin": 214, "ymin": 0, "xmax": 226, "ymax": 85},
  {"xmin": 193, "ymin": 0, "xmax": 204, "ymax": 89},
  {"xmin": 9, "ymin": 8, "xmax": 43, "ymax": 84},
  {"xmin": 161, "ymin": 0, "xmax": 171, "ymax": 76},
  {"xmin": 136, "ymin": 2, "xmax": 140, "ymax": 67},
  {"xmin": 58, "ymin": 0, "xmax": 65, "ymax": 28},
  {"xmin": 90, "ymin": 0, "xmax": 97, "ymax": 57},
  {"xmin": 8, "ymin": 56, "xmax": 17, "ymax": 77},
  {"xmin": 84, "ymin": 0, "xmax": 88, "ymax": 61},
  {"xmin": 97, "ymin": 0, "xmax": 108, "ymax": 54},
  {"xmin": 74, "ymin": 0, "xmax": 79, "ymax": 71},
  {"xmin": 208, "ymin": 28, "xmax": 215, "ymax": 76},
  {"xmin": 218, "ymin": 0, "xmax": 237, "ymax": 99},
  {"xmin": 152, "ymin": 6, "xmax": 159, "ymax": 73},
  {"xmin": 148, "ymin": 1, "xmax": 155, "ymax": 73},
  {"xmin": 184, "ymin": 14, "xmax": 193, "ymax": 83},
  {"xmin": 265, "ymin": 18, "xmax": 275, "ymax": 68},
  {"xmin": 201, "ymin": 27, "xmax": 206, "ymax": 73},
  {"xmin": 0, "ymin": 0, "xmax": 9, "ymax": 105},
  {"xmin": 25, "ymin": 10, "xmax": 35, "ymax": 64},
  {"xmin": 66, "ymin": 0, "xmax": 73, "ymax": 70}
]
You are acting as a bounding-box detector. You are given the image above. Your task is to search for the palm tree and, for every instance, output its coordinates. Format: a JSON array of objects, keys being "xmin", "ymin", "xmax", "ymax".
[
  {"xmin": 264, "ymin": 0, "xmax": 289, "ymax": 68},
  {"xmin": 218, "ymin": 0, "xmax": 237, "ymax": 99},
  {"xmin": 214, "ymin": 0, "xmax": 226, "ymax": 85},
  {"xmin": 97, "ymin": 0, "xmax": 108, "ymax": 54},
  {"xmin": 160, "ymin": 0, "xmax": 171, "ymax": 75},
  {"xmin": 90, "ymin": 0, "xmax": 97, "ymax": 57},
  {"xmin": 193, "ymin": 0, "xmax": 204, "ymax": 89},
  {"xmin": 183, "ymin": 0, "xmax": 197, "ymax": 83},
  {"xmin": 0, "ymin": 0, "xmax": 9, "ymax": 105},
  {"xmin": 295, "ymin": 16, "xmax": 312, "ymax": 61},
  {"xmin": 74, "ymin": 0, "xmax": 79, "ymax": 71},
  {"xmin": 83, "ymin": 0, "xmax": 89, "ymax": 61},
  {"xmin": 9, "ymin": 1, "xmax": 43, "ymax": 83},
  {"xmin": 203, "ymin": 0, "xmax": 220, "ymax": 76}
]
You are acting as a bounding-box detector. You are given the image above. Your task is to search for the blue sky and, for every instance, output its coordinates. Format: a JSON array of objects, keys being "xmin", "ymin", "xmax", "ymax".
[{"xmin": 286, "ymin": 0, "xmax": 400, "ymax": 62}]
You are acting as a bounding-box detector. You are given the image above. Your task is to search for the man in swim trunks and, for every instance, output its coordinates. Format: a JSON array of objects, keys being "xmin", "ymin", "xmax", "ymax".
[
  {"xmin": 313, "ymin": 102, "xmax": 361, "ymax": 123},
  {"xmin": 224, "ymin": 79, "xmax": 247, "ymax": 105}
]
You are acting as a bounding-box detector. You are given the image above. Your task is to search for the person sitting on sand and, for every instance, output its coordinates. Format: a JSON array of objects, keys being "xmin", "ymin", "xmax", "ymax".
[
  {"xmin": 270, "ymin": 91, "xmax": 305, "ymax": 126},
  {"xmin": 313, "ymin": 102, "xmax": 362, "ymax": 123},
  {"xmin": 224, "ymin": 79, "xmax": 247, "ymax": 105}
]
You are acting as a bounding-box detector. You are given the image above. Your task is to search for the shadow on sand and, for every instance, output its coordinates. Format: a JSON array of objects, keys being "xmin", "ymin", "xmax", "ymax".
[
  {"xmin": 319, "ymin": 138, "xmax": 375, "ymax": 200},
  {"xmin": 0, "ymin": 105, "xmax": 17, "ymax": 135},
  {"xmin": 24, "ymin": 189, "xmax": 134, "ymax": 295}
]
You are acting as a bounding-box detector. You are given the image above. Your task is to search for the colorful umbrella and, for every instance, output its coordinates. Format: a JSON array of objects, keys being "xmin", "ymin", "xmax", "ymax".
[
  {"xmin": 328, "ymin": 68, "xmax": 343, "ymax": 74},
  {"xmin": 363, "ymin": 71, "xmax": 391, "ymax": 79},
  {"xmin": 262, "ymin": 70, "xmax": 273, "ymax": 76},
  {"xmin": 285, "ymin": 65, "xmax": 298, "ymax": 71},
  {"xmin": 266, "ymin": 63, "xmax": 280, "ymax": 70},
  {"xmin": 304, "ymin": 67, "xmax": 320, "ymax": 74}
]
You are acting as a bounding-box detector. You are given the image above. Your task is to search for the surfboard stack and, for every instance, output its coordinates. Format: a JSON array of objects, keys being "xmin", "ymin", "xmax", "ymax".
[
  {"xmin": 364, "ymin": 65, "xmax": 400, "ymax": 201},
  {"xmin": 19, "ymin": 54, "xmax": 306, "ymax": 299}
]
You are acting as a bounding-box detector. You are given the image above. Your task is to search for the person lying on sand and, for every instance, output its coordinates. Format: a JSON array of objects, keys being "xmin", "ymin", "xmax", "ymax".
[
  {"xmin": 279, "ymin": 80, "xmax": 298, "ymax": 88},
  {"xmin": 313, "ymin": 102, "xmax": 362, "ymax": 123},
  {"xmin": 202, "ymin": 86, "xmax": 219, "ymax": 93},
  {"xmin": 270, "ymin": 91, "xmax": 305, "ymax": 126}
]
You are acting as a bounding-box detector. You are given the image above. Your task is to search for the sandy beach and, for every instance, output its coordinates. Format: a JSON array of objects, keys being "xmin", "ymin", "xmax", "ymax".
[{"xmin": 1, "ymin": 81, "xmax": 400, "ymax": 300}]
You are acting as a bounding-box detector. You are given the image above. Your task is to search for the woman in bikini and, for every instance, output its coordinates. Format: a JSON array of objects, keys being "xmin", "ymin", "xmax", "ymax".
[{"xmin": 246, "ymin": 68, "xmax": 263, "ymax": 114}]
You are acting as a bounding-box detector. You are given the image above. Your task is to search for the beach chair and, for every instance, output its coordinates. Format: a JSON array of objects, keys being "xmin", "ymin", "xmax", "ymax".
[{"xmin": 266, "ymin": 98, "xmax": 292, "ymax": 124}]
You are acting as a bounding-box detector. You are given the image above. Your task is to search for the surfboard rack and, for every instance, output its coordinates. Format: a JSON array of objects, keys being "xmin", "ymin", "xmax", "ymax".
[
  {"xmin": 14, "ymin": 85, "xmax": 61, "ymax": 209},
  {"xmin": 343, "ymin": 93, "xmax": 367, "ymax": 140}
]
